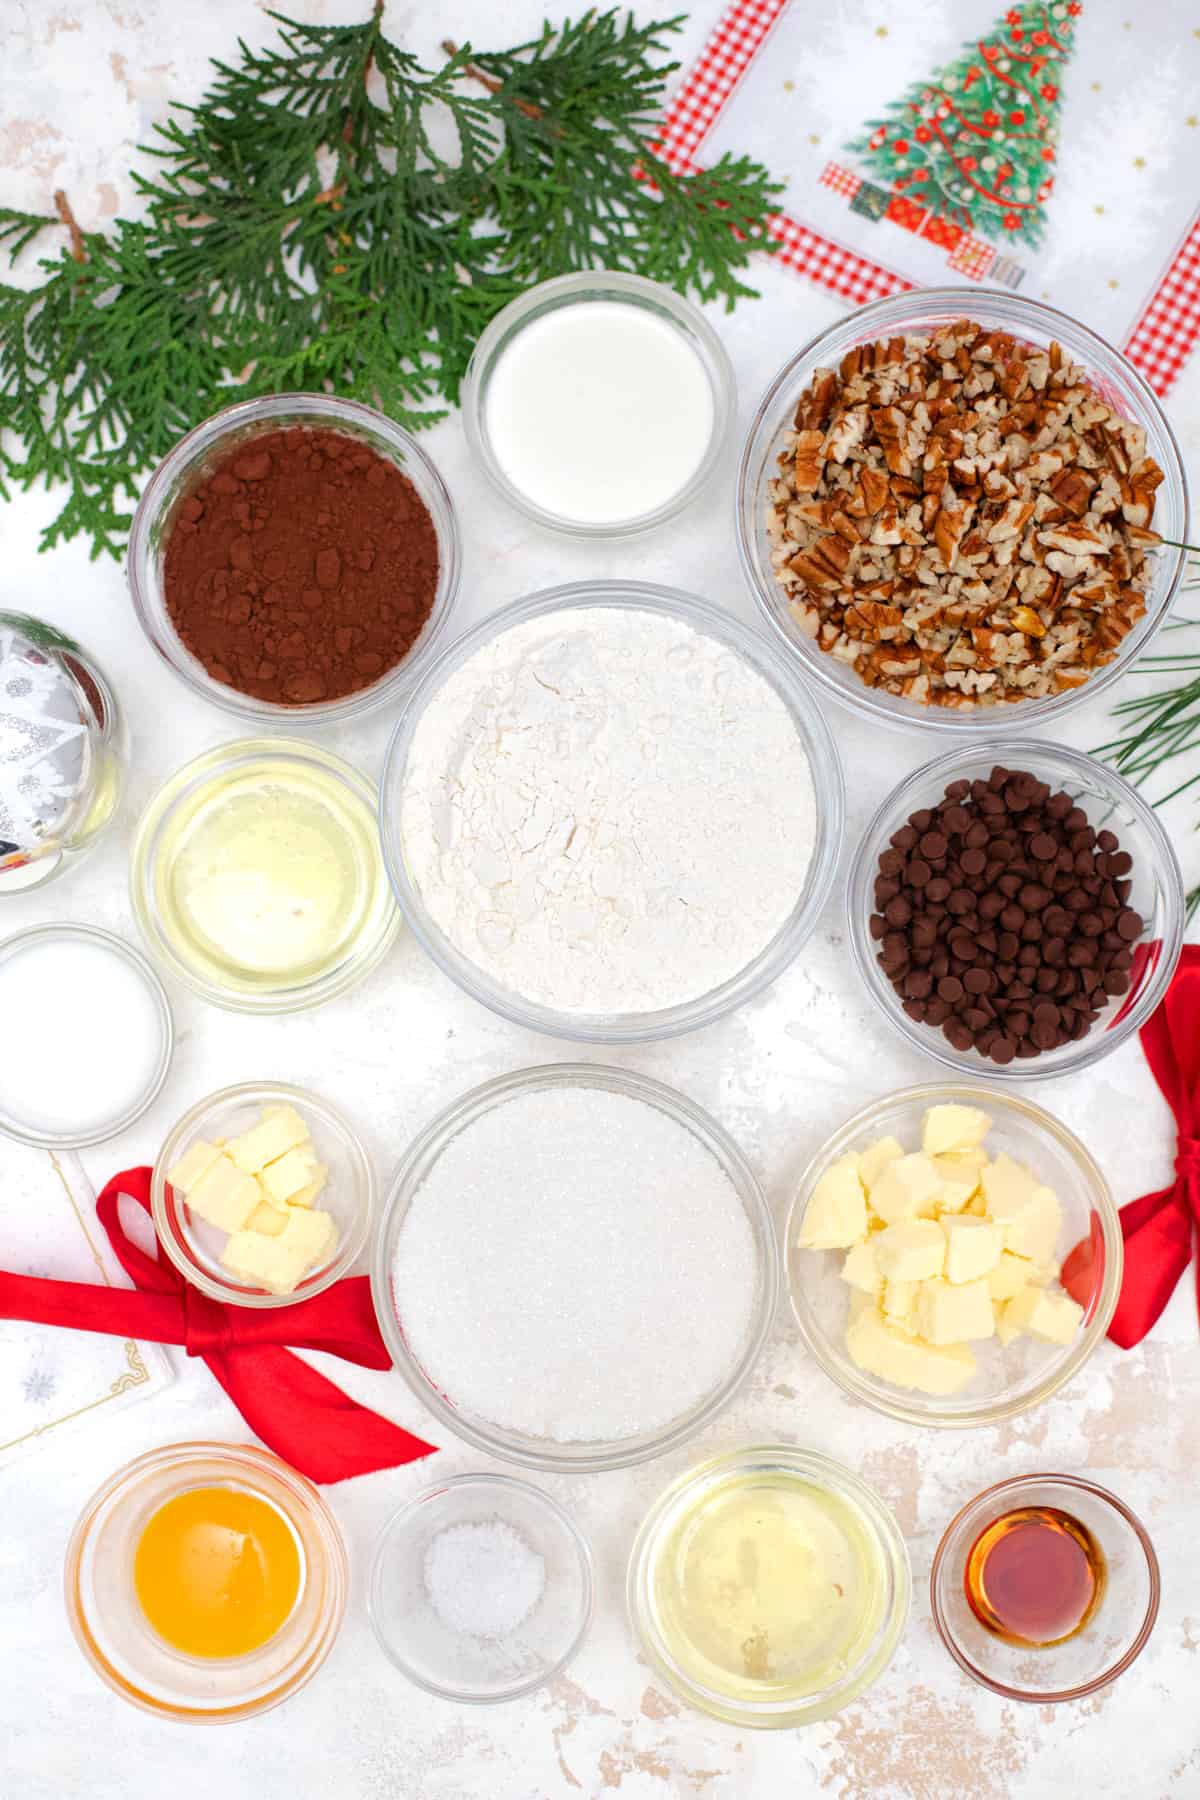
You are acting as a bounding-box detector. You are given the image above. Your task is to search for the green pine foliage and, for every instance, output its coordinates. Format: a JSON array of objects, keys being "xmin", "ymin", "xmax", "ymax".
[
  {"xmin": 847, "ymin": 1, "xmax": 1079, "ymax": 251},
  {"xmin": 0, "ymin": 9, "xmax": 782, "ymax": 559}
]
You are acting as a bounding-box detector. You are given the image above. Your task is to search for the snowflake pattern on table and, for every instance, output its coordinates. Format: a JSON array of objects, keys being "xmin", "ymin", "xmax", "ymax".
[
  {"xmin": 22, "ymin": 1367, "xmax": 56, "ymax": 1406},
  {"xmin": 0, "ymin": 624, "xmax": 87, "ymax": 853}
]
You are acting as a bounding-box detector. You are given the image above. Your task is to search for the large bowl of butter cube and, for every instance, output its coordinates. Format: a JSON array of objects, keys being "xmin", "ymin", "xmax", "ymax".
[
  {"xmin": 152, "ymin": 1082, "xmax": 375, "ymax": 1308},
  {"xmin": 786, "ymin": 1086, "xmax": 1122, "ymax": 1428}
]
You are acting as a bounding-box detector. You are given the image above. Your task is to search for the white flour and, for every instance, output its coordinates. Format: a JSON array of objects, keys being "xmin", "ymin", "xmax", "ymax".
[{"xmin": 399, "ymin": 607, "xmax": 817, "ymax": 1014}]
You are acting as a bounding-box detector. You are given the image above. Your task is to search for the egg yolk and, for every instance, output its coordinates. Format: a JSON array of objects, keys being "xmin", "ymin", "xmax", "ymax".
[{"xmin": 133, "ymin": 1485, "xmax": 301, "ymax": 1659}]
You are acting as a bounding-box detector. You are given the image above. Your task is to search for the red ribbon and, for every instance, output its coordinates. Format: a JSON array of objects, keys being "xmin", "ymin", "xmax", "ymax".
[
  {"xmin": 0, "ymin": 1167, "xmax": 435, "ymax": 1484},
  {"xmin": 1063, "ymin": 944, "xmax": 1200, "ymax": 1348}
]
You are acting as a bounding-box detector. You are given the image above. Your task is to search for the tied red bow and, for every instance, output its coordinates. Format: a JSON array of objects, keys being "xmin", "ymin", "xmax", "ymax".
[
  {"xmin": 1063, "ymin": 945, "xmax": 1200, "ymax": 1348},
  {"xmin": 0, "ymin": 1167, "xmax": 435, "ymax": 1483}
]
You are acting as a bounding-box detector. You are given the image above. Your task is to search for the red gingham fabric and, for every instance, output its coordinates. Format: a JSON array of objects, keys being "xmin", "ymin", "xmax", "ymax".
[
  {"xmin": 658, "ymin": 0, "xmax": 1200, "ymax": 390},
  {"xmin": 819, "ymin": 162, "xmax": 862, "ymax": 200},
  {"xmin": 1123, "ymin": 211, "xmax": 1200, "ymax": 397}
]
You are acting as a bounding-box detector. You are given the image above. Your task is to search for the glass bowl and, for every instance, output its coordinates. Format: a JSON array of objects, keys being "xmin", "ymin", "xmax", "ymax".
[
  {"xmin": 0, "ymin": 612, "xmax": 128, "ymax": 895},
  {"xmin": 0, "ymin": 924, "xmax": 173, "ymax": 1149},
  {"xmin": 931, "ymin": 1473, "xmax": 1160, "ymax": 1702},
  {"xmin": 368, "ymin": 1473, "xmax": 594, "ymax": 1703},
  {"xmin": 627, "ymin": 1446, "xmax": 910, "ymax": 1728},
  {"xmin": 379, "ymin": 581, "xmax": 844, "ymax": 1045},
  {"xmin": 785, "ymin": 1083, "xmax": 1122, "ymax": 1429},
  {"xmin": 462, "ymin": 270, "xmax": 735, "ymax": 537},
  {"xmin": 151, "ymin": 1081, "xmax": 375, "ymax": 1309},
  {"xmin": 130, "ymin": 737, "xmax": 400, "ymax": 1014},
  {"xmin": 64, "ymin": 1441, "xmax": 348, "ymax": 1722},
  {"xmin": 847, "ymin": 739, "xmax": 1184, "ymax": 1080},
  {"xmin": 736, "ymin": 288, "xmax": 1189, "ymax": 735},
  {"xmin": 127, "ymin": 393, "xmax": 460, "ymax": 726},
  {"xmin": 371, "ymin": 1063, "xmax": 780, "ymax": 1473}
]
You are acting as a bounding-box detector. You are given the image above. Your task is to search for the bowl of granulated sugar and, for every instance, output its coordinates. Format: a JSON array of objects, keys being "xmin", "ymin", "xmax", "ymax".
[{"xmin": 372, "ymin": 1064, "xmax": 779, "ymax": 1473}]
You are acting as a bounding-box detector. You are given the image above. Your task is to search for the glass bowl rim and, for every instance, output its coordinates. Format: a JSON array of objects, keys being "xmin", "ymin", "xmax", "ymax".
[
  {"xmin": 129, "ymin": 734, "xmax": 400, "ymax": 1015},
  {"xmin": 150, "ymin": 1078, "xmax": 376, "ymax": 1309},
  {"xmin": 63, "ymin": 1438, "xmax": 349, "ymax": 1723},
  {"xmin": 370, "ymin": 1060, "xmax": 781, "ymax": 1472},
  {"xmin": 126, "ymin": 391, "xmax": 462, "ymax": 727},
  {"xmin": 626, "ymin": 1443, "xmax": 912, "ymax": 1727},
  {"xmin": 461, "ymin": 268, "xmax": 736, "ymax": 538},
  {"xmin": 735, "ymin": 284, "xmax": 1190, "ymax": 738},
  {"xmin": 845, "ymin": 736, "xmax": 1186, "ymax": 1082},
  {"xmin": 784, "ymin": 1080, "xmax": 1124, "ymax": 1428},
  {"xmin": 378, "ymin": 578, "xmax": 845, "ymax": 1045},
  {"xmin": 929, "ymin": 1470, "xmax": 1161, "ymax": 1702},
  {"xmin": 367, "ymin": 1470, "xmax": 596, "ymax": 1704},
  {"xmin": 0, "ymin": 922, "xmax": 173, "ymax": 1148}
]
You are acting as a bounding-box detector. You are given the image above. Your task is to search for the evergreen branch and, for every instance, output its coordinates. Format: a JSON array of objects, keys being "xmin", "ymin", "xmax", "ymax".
[{"xmin": 0, "ymin": 8, "xmax": 779, "ymax": 558}]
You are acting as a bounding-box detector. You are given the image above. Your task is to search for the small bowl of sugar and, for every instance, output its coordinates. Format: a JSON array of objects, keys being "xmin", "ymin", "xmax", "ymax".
[
  {"xmin": 463, "ymin": 270, "xmax": 735, "ymax": 536},
  {"xmin": 368, "ymin": 1474, "xmax": 594, "ymax": 1704}
]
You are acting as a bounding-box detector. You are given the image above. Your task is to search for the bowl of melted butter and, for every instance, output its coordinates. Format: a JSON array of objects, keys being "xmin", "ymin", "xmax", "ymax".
[{"xmin": 628, "ymin": 1445, "xmax": 910, "ymax": 1726}]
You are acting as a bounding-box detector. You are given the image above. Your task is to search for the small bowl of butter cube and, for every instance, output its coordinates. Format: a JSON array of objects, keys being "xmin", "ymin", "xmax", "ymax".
[
  {"xmin": 785, "ymin": 1086, "xmax": 1122, "ymax": 1428},
  {"xmin": 152, "ymin": 1082, "xmax": 374, "ymax": 1308}
]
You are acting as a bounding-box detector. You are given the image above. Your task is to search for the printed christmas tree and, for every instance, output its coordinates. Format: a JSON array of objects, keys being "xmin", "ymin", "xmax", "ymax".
[{"xmin": 847, "ymin": 2, "xmax": 1081, "ymax": 251}]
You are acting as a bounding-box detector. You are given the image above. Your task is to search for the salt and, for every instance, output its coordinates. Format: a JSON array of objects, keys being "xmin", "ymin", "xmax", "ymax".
[
  {"xmin": 424, "ymin": 1520, "xmax": 546, "ymax": 1639},
  {"xmin": 483, "ymin": 300, "xmax": 715, "ymax": 524},
  {"xmin": 0, "ymin": 934, "xmax": 167, "ymax": 1137},
  {"xmin": 392, "ymin": 1085, "xmax": 759, "ymax": 1443}
]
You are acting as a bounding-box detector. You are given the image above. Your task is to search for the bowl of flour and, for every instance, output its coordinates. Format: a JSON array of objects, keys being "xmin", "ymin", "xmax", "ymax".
[
  {"xmin": 380, "ymin": 581, "xmax": 844, "ymax": 1042},
  {"xmin": 372, "ymin": 1063, "xmax": 780, "ymax": 1471}
]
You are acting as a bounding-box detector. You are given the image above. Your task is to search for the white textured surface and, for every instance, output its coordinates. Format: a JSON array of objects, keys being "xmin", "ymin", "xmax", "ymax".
[
  {"xmin": 400, "ymin": 607, "xmax": 815, "ymax": 1012},
  {"xmin": 2, "ymin": 3, "xmax": 1200, "ymax": 1797}
]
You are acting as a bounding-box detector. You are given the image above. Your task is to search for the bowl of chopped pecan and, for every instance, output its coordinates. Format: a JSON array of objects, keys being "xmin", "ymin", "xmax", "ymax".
[{"xmin": 737, "ymin": 292, "xmax": 1189, "ymax": 731}]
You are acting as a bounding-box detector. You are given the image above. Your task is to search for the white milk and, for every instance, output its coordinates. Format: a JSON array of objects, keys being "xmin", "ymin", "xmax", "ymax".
[{"xmin": 484, "ymin": 300, "xmax": 715, "ymax": 525}]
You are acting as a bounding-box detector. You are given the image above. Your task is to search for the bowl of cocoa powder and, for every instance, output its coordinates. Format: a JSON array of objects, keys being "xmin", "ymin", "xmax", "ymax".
[
  {"xmin": 128, "ymin": 394, "xmax": 460, "ymax": 724},
  {"xmin": 848, "ymin": 740, "xmax": 1184, "ymax": 1080}
]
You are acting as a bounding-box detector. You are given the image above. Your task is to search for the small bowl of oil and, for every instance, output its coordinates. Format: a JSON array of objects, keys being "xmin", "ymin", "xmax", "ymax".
[
  {"xmin": 64, "ymin": 1441, "xmax": 348, "ymax": 1722},
  {"xmin": 130, "ymin": 737, "xmax": 399, "ymax": 1013},
  {"xmin": 930, "ymin": 1472, "xmax": 1160, "ymax": 1703},
  {"xmin": 627, "ymin": 1445, "xmax": 910, "ymax": 1727}
]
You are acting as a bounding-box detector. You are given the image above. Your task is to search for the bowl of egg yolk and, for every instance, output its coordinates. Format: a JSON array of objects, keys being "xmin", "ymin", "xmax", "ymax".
[{"xmin": 64, "ymin": 1441, "xmax": 347, "ymax": 1721}]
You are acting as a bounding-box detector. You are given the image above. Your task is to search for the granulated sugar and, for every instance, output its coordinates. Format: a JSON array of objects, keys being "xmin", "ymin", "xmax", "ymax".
[
  {"xmin": 399, "ymin": 606, "xmax": 816, "ymax": 1014},
  {"xmin": 391, "ymin": 1086, "xmax": 759, "ymax": 1443}
]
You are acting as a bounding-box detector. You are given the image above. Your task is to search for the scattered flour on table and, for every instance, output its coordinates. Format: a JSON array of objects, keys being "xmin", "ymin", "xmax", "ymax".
[
  {"xmin": 391, "ymin": 1086, "xmax": 759, "ymax": 1443},
  {"xmin": 399, "ymin": 606, "xmax": 816, "ymax": 1013}
]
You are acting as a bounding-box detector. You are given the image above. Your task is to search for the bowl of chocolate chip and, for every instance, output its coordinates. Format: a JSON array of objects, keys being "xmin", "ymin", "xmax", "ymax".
[
  {"xmin": 737, "ymin": 290, "xmax": 1189, "ymax": 735},
  {"xmin": 128, "ymin": 393, "xmax": 460, "ymax": 725},
  {"xmin": 848, "ymin": 741, "xmax": 1184, "ymax": 1079}
]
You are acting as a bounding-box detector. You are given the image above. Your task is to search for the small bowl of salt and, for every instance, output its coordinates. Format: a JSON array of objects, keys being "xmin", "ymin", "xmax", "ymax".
[{"xmin": 368, "ymin": 1473, "xmax": 593, "ymax": 1704}]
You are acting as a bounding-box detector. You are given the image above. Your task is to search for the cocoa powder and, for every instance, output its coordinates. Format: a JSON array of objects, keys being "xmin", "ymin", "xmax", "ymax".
[{"xmin": 162, "ymin": 426, "xmax": 439, "ymax": 706}]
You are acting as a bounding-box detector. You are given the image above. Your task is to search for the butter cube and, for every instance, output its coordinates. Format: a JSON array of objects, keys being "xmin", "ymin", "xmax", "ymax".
[
  {"xmin": 882, "ymin": 1277, "xmax": 919, "ymax": 1331},
  {"xmin": 846, "ymin": 1306, "xmax": 976, "ymax": 1395},
  {"xmin": 1002, "ymin": 1186, "xmax": 1061, "ymax": 1266},
  {"xmin": 980, "ymin": 1151, "xmax": 1040, "ymax": 1219},
  {"xmin": 185, "ymin": 1154, "xmax": 261, "ymax": 1234},
  {"xmin": 285, "ymin": 1167, "xmax": 328, "ymax": 1210},
  {"xmin": 230, "ymin": 1105, "xmax": 310, "ymax": 1175},
  {"xmin": 797, "ymin": 1154, "xmax": 868, "ymax": 1250},
  {"xmin": 840, "ymin": 1238, "xmax": 882, "ymax": 1296},
  {"xmin": 916, "ymin": 1276, "xmax": 995, "ymax": 1344},
  {"xmin": 941, "ymin": 1214, "xmax": 1002, "ymax": 1285},
  {"xmin": 933, "ymin": 1173, "xmax": 980, "ymax": 1216},
  {"xmin": 247, "ymin": 1199, "xmax": 289, "ymax": 1238},
  {"xmin": 933, "ymin": 1147, "xmax": 989, "ymax": 1182},
  {"xmin": 847, "ymin": 1289, "xmax": 879, "ymax": 1324},
  {"xmin": 870, "ymin": 1153, "xmax": 943, "ymax": 1225},
  {"xmin": 922, "ymin": 1104, "xmax": 992, "ymax": 1157},
  {"xmin": 874, "ymin": 1218, "xmax": 945, "ymax": 1282},
  {"xmin": 166, "ymin": 1138, "xmax": 224, "ymax": 1195},
  {"xmin": 1002, "ymin": 1285, "xmax": 1083, "ymax": 1346},
  {"xmin": 988, "ymin": 1250, "xmax": 1033, "ymax": 1302},
  {"xmin": 858, "ymin": 1135, "xmax": 904, "ymax": 1194},
  {"xmin": 220, "ymin": 1206, "xmax": 338, "ymax": 1296},
  {"xmin": 260, "ymin": 1145, "xmax": 322, "ymax": 1207}
]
